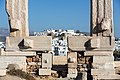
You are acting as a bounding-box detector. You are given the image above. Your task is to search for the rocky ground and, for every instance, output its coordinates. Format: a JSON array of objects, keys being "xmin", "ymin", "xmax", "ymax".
[
  {"xmin": 0, "ymin": 75, "xmax": 25, "ymax": 80},
  {"xmin": 0, "ymin": 69, "xmax": 80, "ymax": 80},
  {"xmin": 0, "ymin": 75, "xmax": 69, "ymax": 80}
]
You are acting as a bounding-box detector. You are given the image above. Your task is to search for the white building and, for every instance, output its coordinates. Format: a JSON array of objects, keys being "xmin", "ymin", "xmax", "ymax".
[
  {"xmin": 0, "ymin": 36, "xmax": 6, "ymax": 48},
  {"xmin": 33, "ymin": 29, "xmax": 85, "ymax": 56},
  {"xmin": 115, "ymin": 39, "xmax": 120, "ymax": 51},
  {"xmin": 0, "ymin": 42, "xmax": 5, "ymax": 48}
]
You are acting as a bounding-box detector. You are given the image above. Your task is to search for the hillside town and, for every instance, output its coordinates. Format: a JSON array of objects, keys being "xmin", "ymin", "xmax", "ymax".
[
  {"xmin": 115, "ymin": 38, "xmax": 120, "ymax": 51},
  {"xmin": 0, "ymin": 30, "xmax": 120, "ymax": 56}
]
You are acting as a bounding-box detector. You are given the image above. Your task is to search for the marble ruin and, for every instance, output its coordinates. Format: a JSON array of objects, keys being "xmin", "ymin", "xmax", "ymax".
[
  {"xmin": 0, "ymin": 0, "xmax": 120, "ymax": 80},
  {"xmin": 6, "ymin": 0, "xmax": 29, "ymax": 37}
]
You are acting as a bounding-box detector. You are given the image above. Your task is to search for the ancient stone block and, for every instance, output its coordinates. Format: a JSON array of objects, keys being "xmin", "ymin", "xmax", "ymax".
[
  {"xmin": 23, "ymin": 39, "xmax": 33, "ymax": 48},
  {"xmin": 92, "ymin": 63, "xmax": 114, "ymax": 69},
  {"xmin": 0, "ymin": 69, "xmax": 6, "ymax": 76},
  {"xmin": 6, "ymin": 36, "xmax": 52, "ymax": 51},
  {"xmin": 6, "ymin": 37, "xmax": 23, "ymax": 51},
  {"xmin": 90, "ymin": 38, "xmax": 100, "ymax": 48},
  {"xmin": 89, "ymin": 37, "xmax": 114, "ymax": 51},
  {"xmin": 68, "ymin": 52, "xmax": 77, "ymax": 68},
  {"xmin": 53, "ymin": 56, "xmax": 67, "ymax": 65},
  {"xmin": 67, "ymin": 36, "xmax": 90, "ymax": 51},
  {"xmin": 42, "ymin": 53, "xmax": 52, "ymax": 68},
  {"xmin": 3, "ymin": 51, "xmax": 36, "ymax": 56},
  {"xmin": 0, "ymin": 56, "xmax": 26, "ymax": 71},
  {"xmin": 30, "ymin": 36, "xmax": 52, "ymax": 51},
  {"xmin": 93, "ymin": 56, "xmax": 114, "ymax": 63},
  {"xmin": 39, "ymin": 69, "xmax": 51, "ymax": 75},
  {"xmin": 91, "ymin": 69, "xmax": 115, "ymax": 75},
  {"xmin": 97, "ymin": 75, "xmax": 120, "ymax": 79},
  {"xmin": 85, "ymin": 51, "xmax": 112, "ymax": 56},
  {"xmin": 0, "ymin": 56, "xmax": 26, "ymax": 62},
  {"xmin": 0, "ymin": 62, "xmax": 8, "ymax": 69},
  {"xmin": 98, "ymin": 37, "xmax": 114, "ymax": 50}
]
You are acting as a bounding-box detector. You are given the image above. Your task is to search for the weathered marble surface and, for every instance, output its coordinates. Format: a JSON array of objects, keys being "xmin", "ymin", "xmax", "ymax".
[
  {"xmin": 90, "ymin": 0, "xmax": 113, "ymax": 37},
  {"xmin": 6, "ymin": 0, "xmax": 29, "ymax": 37}
]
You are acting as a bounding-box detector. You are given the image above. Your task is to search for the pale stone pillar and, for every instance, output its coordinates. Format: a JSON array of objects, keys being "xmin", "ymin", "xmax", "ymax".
[
  {"xmin": 90, "ymin": 0, "xmax": 113, "ymax": 37},
  {"xmin": 90, "ymin": 0, "xmax": 118, "ymax": 79},
  {"xmin": 6, "ymin": 0, "xmax": 29, "ymax": 37}
]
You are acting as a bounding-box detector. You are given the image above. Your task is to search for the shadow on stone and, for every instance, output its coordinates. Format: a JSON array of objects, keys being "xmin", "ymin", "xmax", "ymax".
[{"xmin": 7, "ymin": 69, "xmax": 35, "ymax": 80}]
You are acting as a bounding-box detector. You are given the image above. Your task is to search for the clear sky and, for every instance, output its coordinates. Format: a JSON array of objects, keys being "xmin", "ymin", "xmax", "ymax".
[{"xmin": 0, "ymin": 0, "xmax": 120, "ymax": 37}]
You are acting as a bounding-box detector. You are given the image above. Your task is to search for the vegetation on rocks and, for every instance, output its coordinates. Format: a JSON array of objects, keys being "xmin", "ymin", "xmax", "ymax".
[{"xmin": 7, "ymin": 69, "xmax": 35, "ymax": 80}]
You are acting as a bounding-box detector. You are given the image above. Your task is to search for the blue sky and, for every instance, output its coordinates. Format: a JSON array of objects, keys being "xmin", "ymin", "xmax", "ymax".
[{"xmin": 0, "ymin": 0, "xmax": 120, "ymax": 37}]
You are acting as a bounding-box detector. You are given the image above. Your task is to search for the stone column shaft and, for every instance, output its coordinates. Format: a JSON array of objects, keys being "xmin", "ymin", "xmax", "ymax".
[
  {"xmin": 90, "ymin": 0, "xmax": 113, "ymax": 37},
  {"xmin": 6, "ymin": 0, "xmax": 29, "ymax": 37}
]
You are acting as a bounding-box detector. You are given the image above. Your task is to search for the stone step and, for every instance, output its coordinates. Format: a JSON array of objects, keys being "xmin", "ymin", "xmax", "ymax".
[
  {"xmin": 91, "ymin": 69, "xmax": 115, "ymax": 75},
  {"xmin": 97, "ymin": 75, "xmax": 120, "ymax": 79}
]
